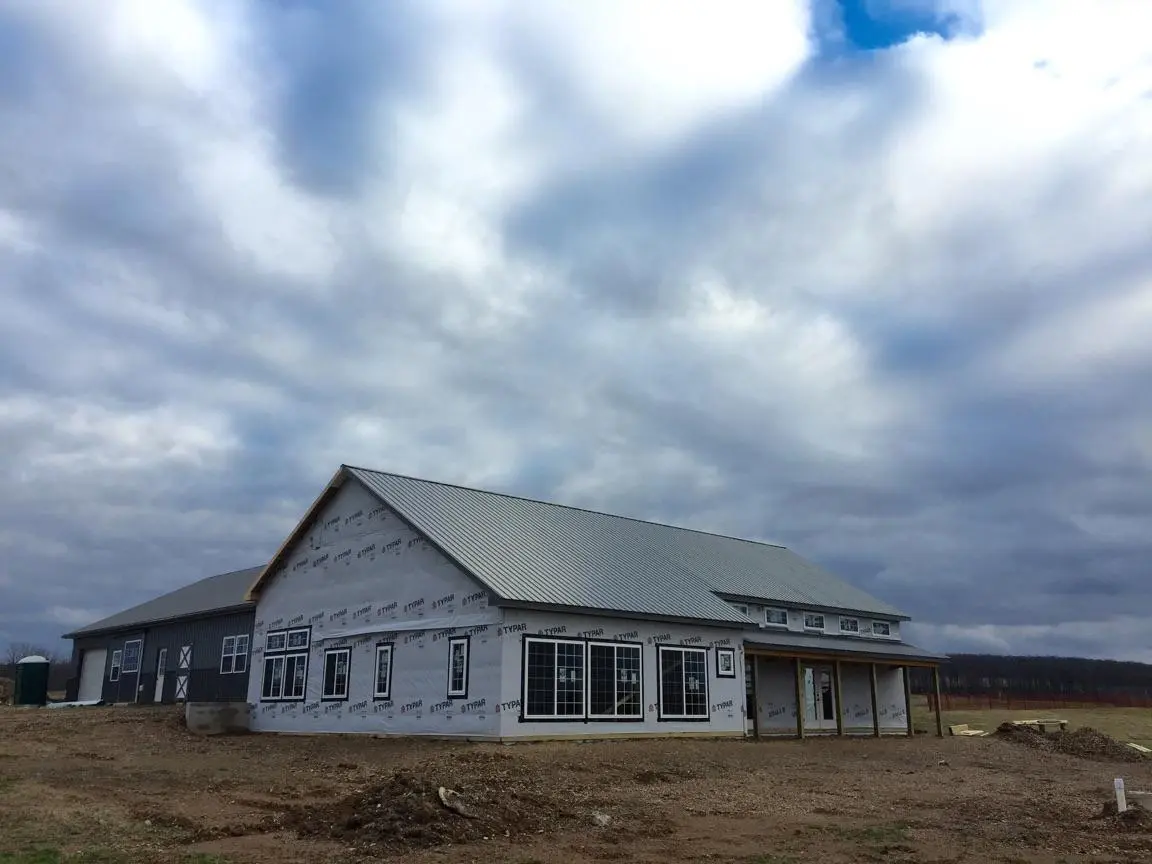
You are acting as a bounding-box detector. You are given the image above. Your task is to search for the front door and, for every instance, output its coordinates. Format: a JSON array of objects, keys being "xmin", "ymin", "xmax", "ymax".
[
  {"xmin": 153, "ymin": 648, "xmax": 168, "ymax": 702},
  {"xmin": 804, "ymin": 665, "xmax": 837, "ymax": 730}
]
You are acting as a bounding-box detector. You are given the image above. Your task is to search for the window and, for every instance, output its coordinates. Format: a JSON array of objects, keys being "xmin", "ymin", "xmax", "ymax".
[
  {"xmin": 523, "ymin": 637, "xmax": 585, "ymax": 720},
  {"xmin": 322, "ymin": 649, "xmax": 351, "ymax": 700},
  {"xmin": 715, "ymin": 647, "xmax": 736, "ymax": 678},
  {"xmin": 374, "ymin": 643, "xmax": 394, "ymax": 699},
  {"xmin": 588, "ymin": 642, "xmax": 642, "ymax": 719},
  {"xmin": 734, "ymin": 604, "xmax": 749, "ymax": 615},
  {"xmin": 447, "ymin": 636, "xmax": 469, "ymax": 698},
  {"xmin": 109, "ymin": 650, "xmax": 122, "ymax": 682},
  {"xmin": 803, "ymin": 613, "xmax": 825, "ymax": 631},
  {"xmin": 764, "ymin": 608, "xmax": 788, "ymax": 627},
  {"xmin": 260, "ymin": 627, "xmax": 309, "ymax": 701},
  {"xmin": 872, "ymin": 620, "xmax": 892, "ymax": 637},
  {"xmin": 122, "ymin": 640, "xmax": 142, "ymax": 674},
  {"xmin": 220, "ymin": 634, "xmax": 250, "ymax": 674},
  {"xmin": 839, "ymin": 617, "xmax": 860, "ymax": 634},
  {"xmin": 658, "ymin": 646, "xmax": 708, "ymax": 720}
]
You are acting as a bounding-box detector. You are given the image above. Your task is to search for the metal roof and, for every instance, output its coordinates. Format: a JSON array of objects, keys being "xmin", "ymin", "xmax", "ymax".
[
  {"xmin": 342, "ymin": 466, "xmax": 904, "ymax": 624},
  {"xmin": 745, "ymin": 630, "xmax": 945, "ymax": 663},
  {"xmin": 63, "ymin": 565, "xmax": 261, "ymax": 638}
]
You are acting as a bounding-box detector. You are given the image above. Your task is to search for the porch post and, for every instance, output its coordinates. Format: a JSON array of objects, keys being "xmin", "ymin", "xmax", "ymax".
[
  {"xmin": 833, "ymin": 660, "xmax": 844, "ymax": 736},
  {"xmin": 869, "ymin": 663, "xmax": 880, "ymax": 738},
  {"xmin": 752, "ymin": 654, "xmax": 762, "ymax": 740},
  {"xmin": 794, "ymin": 657, "xmax": 805, "ymax": 739},
  {"xmin": 903, "ymin": 665, "xmax": 914, "ymax": 737},
  {"xmin": 932, "ymin": 664, "xmax": 944, "ymax": 738}
]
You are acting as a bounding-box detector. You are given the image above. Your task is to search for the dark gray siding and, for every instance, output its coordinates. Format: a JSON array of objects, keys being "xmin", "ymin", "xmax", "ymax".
[{"xmin": 65, "ymin": 611, "xmax": 254, "ymax": 704}]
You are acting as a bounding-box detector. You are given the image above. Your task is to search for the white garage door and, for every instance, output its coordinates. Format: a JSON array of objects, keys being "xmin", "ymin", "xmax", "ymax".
[{"xmin": 78, "ymin": 648, "xmax": 107, "ymax": 702}]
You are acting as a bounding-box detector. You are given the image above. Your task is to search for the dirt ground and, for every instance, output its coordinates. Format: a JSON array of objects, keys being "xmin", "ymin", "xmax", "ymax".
[{"xmin": 2, "ymin": 706, "xmax": 1152, "ymax": 864}]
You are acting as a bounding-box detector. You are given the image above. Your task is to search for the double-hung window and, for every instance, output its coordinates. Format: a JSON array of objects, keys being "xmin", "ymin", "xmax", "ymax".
[
  {"xmin": 521, "ymin": 638, "xmax": 644, "ymax": 721},
  {"xmin": 374, "ymin": 643, "xmax": 394, "ymax": 699},
  {"xmin": 260, "ymin": 627, "xmax": 310, "ymax": 701},
  {"xmin": 587, "ymin": 642, "xmax": 642, "ymax": 719},
  {"xmin": 447, "ymin": 636, "xmax": 469, "ymax": 698},
  {"xmin": 220, "ymin": 634, "xmax": 250, "ymax": 674},
  {"xmin": 657, "ymin": 646, "xmax": 708, "ymax": 720},
  {"xmin": 109, "ymin": 650, "xmax": 122, "ymax": 682},
  {"xmin": 322, "ymin": 648, "xmax": 350, "ymax": 700}
]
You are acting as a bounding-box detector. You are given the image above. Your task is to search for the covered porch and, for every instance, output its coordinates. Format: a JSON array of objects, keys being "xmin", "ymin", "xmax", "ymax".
[{"xmin": 743, "ymin": 632, "xmax": 946, "ymax": 739}]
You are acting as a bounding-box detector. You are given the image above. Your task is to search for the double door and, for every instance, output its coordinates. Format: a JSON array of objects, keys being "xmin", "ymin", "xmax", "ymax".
[{"xmin": 803, "ymin": 664, "xmax": 838, "ymax": 730}]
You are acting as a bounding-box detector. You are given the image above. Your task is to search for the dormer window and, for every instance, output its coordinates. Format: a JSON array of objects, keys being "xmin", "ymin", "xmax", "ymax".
[
  {"xmin": 840, "ymin": 617, "xmax": 860, "ymax": 634},
  {"xmin": 872, "ymin": 621, "xmax": 892, "ymax": 637},
  {"xmin": 764, "ymin": 608, "xmax": 788, "ymax": 627},
  {"xmin": 803, "ymin": 613, "xmax": 825, "ymax": 631}
]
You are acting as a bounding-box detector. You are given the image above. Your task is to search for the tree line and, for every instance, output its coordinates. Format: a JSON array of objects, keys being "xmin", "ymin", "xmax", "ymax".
[
  {"xmin": 911, "ymin": 653, "xmax": 1152, "ymax": 699},
  {"xmin": 1, "ymin": 642, "xmax": 73, "ymax": 693}
]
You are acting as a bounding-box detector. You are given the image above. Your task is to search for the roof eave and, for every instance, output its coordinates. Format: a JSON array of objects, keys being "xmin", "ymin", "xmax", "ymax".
[
  {"xmin": 713, "ymin": 592, "xmax": 911, "ymax": 622},
  {"xmin": 494, "ymin": 599, "xmax": 757, "ymax": 631},
  {"xmin": 63, "ymin": 602, "xmax": 256, "ymax": 640}
]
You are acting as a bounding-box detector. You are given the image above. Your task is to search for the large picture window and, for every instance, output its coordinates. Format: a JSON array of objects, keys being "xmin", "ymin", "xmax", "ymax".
[
  {"xmin": 447, "ymin": 636, "xmax": 469, "ymax": 698},
  {"xmin": 260, "ymin": 626, "xmax": 309, "ymax": 701},
  {"xmin": 322, "ymin": 648, "xmax": 350, "ymax": 700},
  {"xmin": 523, "ymin": 637, "xmax": 585, "ymax": 720},
  {"xmin": 658, "ymin": 646, "xmax": 709, "ymax": 721},
  {"xmin": 587, "ymin": 642, "xmax": 642, "ymax": 719}
]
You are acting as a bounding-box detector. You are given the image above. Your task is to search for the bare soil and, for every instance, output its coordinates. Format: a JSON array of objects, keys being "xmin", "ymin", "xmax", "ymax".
[{"xmin": 1, "ymin": 706, "xmax": 1151, "ymax": 863}]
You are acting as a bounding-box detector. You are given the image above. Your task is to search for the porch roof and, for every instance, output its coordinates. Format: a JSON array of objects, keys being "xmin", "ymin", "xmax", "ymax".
[{"xmin": 744, "ymin": 630, "xmax": 946, "ymax": 666}]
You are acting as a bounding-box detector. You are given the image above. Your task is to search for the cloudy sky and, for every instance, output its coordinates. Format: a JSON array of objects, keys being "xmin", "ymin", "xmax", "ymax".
[{"xmin": 2, "ymin": 0, "xmax": 1150, "ymax": 662}]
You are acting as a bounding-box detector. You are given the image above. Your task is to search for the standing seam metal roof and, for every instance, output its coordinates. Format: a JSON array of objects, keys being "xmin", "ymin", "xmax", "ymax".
[
  {"xmin": 345, "ymin": 466, "xmax": 905, "ymax": 623},
  {"xmin": 63, "ymin": 566, "xmax": 262, "ymax": 638}
]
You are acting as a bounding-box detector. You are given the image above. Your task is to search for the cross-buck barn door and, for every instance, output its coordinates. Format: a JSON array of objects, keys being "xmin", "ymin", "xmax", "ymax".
[
  {"xmin": 175, "ymin": 645, "xmax": 192, "ymax": 701},
  {"xmin": 153, "ymin": 648, "xmax": 168, "ymax": 703}
]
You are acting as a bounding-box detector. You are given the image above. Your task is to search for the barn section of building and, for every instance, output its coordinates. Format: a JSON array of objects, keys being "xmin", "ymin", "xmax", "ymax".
[
  {"xmin": 63, "ymin": 566, "xmax": 261, "ymax": 704},
  {"xmin": 244, "ymin": 465, "xmax": 945, "ymax": 740}
]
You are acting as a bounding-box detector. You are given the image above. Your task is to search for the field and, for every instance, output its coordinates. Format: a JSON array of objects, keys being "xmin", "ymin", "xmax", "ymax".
[{"xmin": 2, "ymin": 706, "xmax": 1151, "ymax": 864}]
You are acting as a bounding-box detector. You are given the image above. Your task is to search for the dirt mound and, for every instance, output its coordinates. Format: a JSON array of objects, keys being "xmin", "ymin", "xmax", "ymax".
[
  {"xmin": 994, "ymin": 723, "xmax": 1145, "ymax": 763},
  {"xmin": 1096, "ymin": 801, "xmax": 1152, "ymax": 832},
  {"xmin": 284, "ymin": 768, "xmax": 580, "ymax": 853}
]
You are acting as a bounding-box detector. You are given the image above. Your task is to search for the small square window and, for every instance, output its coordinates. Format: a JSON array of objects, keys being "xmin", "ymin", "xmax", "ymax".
[
  {"xmin": 803, "ymin": 613, "xmax": 825, "ymax": 631},
  {"xmin": 840, "ymin": 617, "xmax": 860, "ymax": 634},
  {"xmin": 872, "ymin": 621, "xmax": 892, "ymax": 637},
  {"xmin": 266, "ymin": 631, "xmax": 287, "ymax": 653},
  {"xmin": 734, "ymin": 604, "xmax": 749, "ymax": 615},
  {"xmin": 764, "ymin": 608, "xmax": 788, "ymax": 626},
  {"xmin": 287, "ymin": 629, "xmax": 310, "ymax": 650}
]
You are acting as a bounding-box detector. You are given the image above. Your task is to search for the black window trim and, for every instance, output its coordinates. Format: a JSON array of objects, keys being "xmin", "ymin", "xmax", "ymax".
[
  {"xmin": 519, "ymin": 635, "xmax": 646, "ymax": 724},
  {"xmin": 656, "ymin": 643, "xmax": 711, "ymax": 723},
  {"xmin": 321, "ymin": 647, "xmax": 351, "ymax": 702},
  {"xmin": 259, "ymin": 625, "xmax": 311, "ymax": 702},
  {"xmin": 714, "ymin": 646, "xmax": 737, "ymax": 678},
  {"xmin": 446, "ymin": 635, "xmax": 470, "ymax": 700},
  {"xmin": 373, "ymin": 642, "xmax": 395, "ymax": 700}
]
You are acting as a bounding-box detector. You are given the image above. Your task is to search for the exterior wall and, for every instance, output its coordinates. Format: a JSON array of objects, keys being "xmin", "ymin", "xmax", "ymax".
[
  {"xmin": 248, "ymin": 479, "xmax": 500, "ymax": 738},
  {"xmin": 751, "ymin": 658, "xmax": 910, "ymax": 735},
  {"xmin": 497, "ymin": 609, "xmax": 747, "ymax": 740},
  {"xmin": 732, "ymin": 601, "xmax": 901, "ymax": 641},
  {"xmin": 66, "ymin": 611, "xmax": 254, "ymax": 704}
]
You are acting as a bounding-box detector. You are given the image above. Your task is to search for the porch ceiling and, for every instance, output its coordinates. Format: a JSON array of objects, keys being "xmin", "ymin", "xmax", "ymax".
[{"xmin": 744, "ymin": 630, "xmax": 945, "ymax": 666}]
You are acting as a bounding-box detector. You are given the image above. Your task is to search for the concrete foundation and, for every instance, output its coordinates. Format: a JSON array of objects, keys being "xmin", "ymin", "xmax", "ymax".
[{"xmin": 185, "ymin": 702, "xmax": 252, "ymax": 736}]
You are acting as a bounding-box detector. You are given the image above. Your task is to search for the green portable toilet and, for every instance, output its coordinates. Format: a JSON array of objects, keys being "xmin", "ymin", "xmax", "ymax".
[{"xmin": 14, "ymin": 655, "xmax": 50, "ymax": 706}]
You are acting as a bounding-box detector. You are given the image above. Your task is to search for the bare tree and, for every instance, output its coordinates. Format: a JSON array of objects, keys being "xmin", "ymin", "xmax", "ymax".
[{"xmin": 2, "ymin": 642, "xmax": 50, "ymax": 675}]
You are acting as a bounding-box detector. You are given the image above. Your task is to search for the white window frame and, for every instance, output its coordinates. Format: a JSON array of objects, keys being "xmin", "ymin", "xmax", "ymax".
[
  {"xmin": 109, "ymin": 649, "xmax": 122, "ymax": 682},
  {"xmin": 322, "ymin": 648, "xmax": 351, "ymax": 701},
  {"xmin": 657, "ymin": 645, "xmax": 710, "ymax": 721},
  {"xmin": 872, "ymin": 620, "xmax": 893, "ymax": 637},
  {"xmin": 764, "ymin": 608, "xmax": 788, "ymax": 627},
  {"xmin": 447, "ymin": 636, "xmax": 469, "ymax": 698},
  {"xmin": 586, "ymin": 641, "xmax": 643, "ymax": 721},
  {"xmin": 260, "ymin": 627, "xmax": 309, "ymax": 701},
  {"xmin": 121, "ymin": 639, "xmax": 142, "ymax": 675},
  {"xmin": 803, "ymin": 613, "xmax": 825, "ymax": 632},
  {"xmin": 522, "ymin": 636, "xmax": 586, "ymax": 721},
  {"xmin": 286, "ymin": 628, "xmax": 310, "ymax": 650},
  {"xmin": 839, "ymin": 617, "xmax": 860, "ymax": 634},
  {"xmin": 220, "ymin": 634, "xmax": 250, "ymax": 674},
  {"xmin": 374, "ymin": 643, "xmax": 394, "ymax": 699}
]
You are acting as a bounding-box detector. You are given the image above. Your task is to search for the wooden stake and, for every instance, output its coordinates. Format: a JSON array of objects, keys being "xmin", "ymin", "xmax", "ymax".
[{"xmin": 869, "ymin": 663, "xmax": 880, "ymax": 738}]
